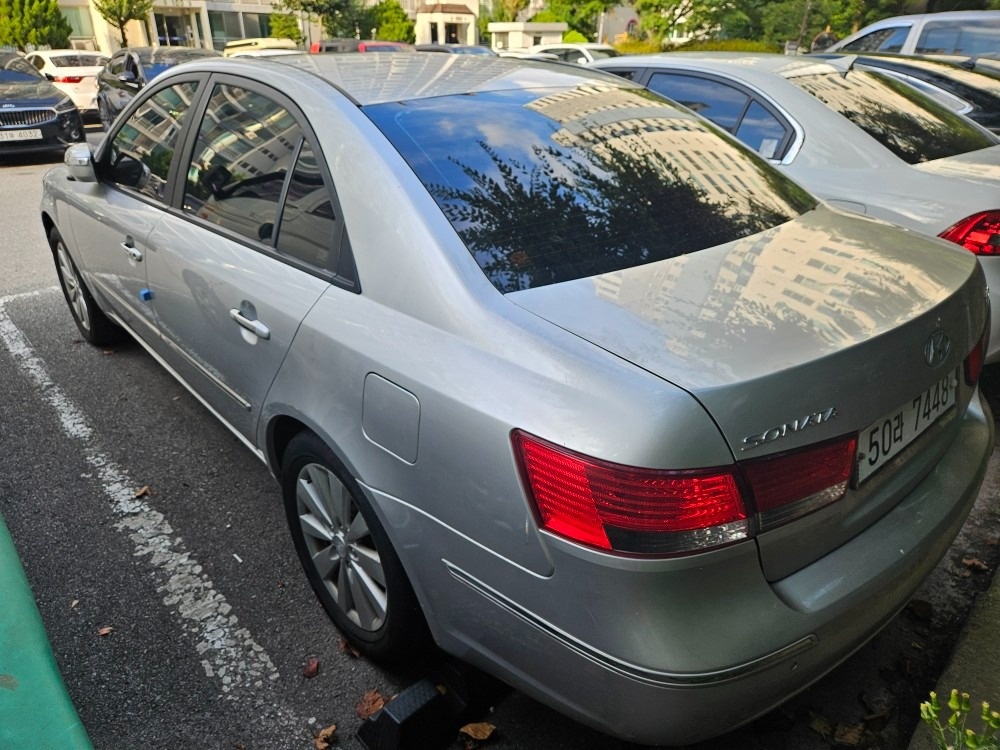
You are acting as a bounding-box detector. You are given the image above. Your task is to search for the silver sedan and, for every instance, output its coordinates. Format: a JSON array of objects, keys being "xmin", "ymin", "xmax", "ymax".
[
  {"xmin": 40, "ymin": 54, "xmax": 993, "ymax": 745},
  {"xmin": 591, "ymin": 52, "xmax": 1000, "ymax": 363}
]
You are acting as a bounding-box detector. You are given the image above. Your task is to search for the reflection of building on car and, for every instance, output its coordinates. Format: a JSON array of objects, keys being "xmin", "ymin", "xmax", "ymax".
[{"xmin": 0, "ymin": 52, "xmax": 85, "ymax": 156}]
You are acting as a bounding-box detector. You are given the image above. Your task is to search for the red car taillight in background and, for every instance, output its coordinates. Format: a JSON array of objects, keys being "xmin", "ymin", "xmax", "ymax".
[
  {"xmin": 939, "ymin": 210, "xmax": 1000, "ymax": 256},
  {"xmin": 513, "ymin": 430, "xmax": 855, "ymax": 556},
  {"xmin": 53, "ymin": 76, "xmax": 84, "ymax": 83}
]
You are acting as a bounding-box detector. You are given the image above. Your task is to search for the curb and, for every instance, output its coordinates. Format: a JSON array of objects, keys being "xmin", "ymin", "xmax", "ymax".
[{"xmin": 0, "ymin": 513, "xmax": 93, "ymax": 750}]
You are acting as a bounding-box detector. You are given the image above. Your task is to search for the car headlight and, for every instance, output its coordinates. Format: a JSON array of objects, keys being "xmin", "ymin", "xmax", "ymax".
[{"xmin": 55, "ymin": 97, "xmax": 76, "ymax": 113}]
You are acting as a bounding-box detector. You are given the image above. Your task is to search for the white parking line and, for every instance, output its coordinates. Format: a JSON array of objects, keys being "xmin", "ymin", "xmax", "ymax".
[{"xmin": 0, "ymin": 289, "xmax": 287, "ymax": 702}]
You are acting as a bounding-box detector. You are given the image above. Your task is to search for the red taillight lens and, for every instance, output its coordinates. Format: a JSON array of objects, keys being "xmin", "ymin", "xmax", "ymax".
[
  {"xmin": 939, "ymin": 211, "xmax": 1000, "ymax": 256},
  {"xmin": 513, "ymin": 431, "xmax": 749, "ymax": 555},
  {"xmin": 740, "ymin": 435, "xmax": 856, "ymax": 530},
  {"xmin": 966, "ymin": 324, "xmax": 987, "ymax": 386},
  {"xmin": 53, "ymin": 75, "xmax": 83, "ymax": 83}
]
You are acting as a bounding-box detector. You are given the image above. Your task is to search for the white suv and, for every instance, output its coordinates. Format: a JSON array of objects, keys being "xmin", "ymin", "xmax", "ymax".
[{"xmin": 825, "ymin": 10, "xmax": 1000, "ymax": 57}]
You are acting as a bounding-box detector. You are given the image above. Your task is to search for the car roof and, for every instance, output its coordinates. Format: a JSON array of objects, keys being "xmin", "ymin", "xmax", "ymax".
[
  {"xmin": 593, "ymin": 51, "xmax": 846, "ymax": 80},
  {"xmin": 854, "ymin": 10, "xmax": 1000, "ymax": 23},
  {"xmin": 216, "ymin": 53, "xmax": 626, "ymax": 105},
  {"xmin": 532, "ymin": 43, "xmax": 615, "ymax": 50}
]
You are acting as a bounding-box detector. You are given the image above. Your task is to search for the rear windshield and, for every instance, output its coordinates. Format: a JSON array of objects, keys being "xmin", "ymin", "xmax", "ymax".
[
  {"xmin": 366, "ymin": 85, "xmax": 815, "ymax": 293},
  {"xmin": 51, "ymin": 54, "xmax": 106, "ymax": 67},
  {"xmin": 788, "ymin": 68, "xmax": 997, "ymax": 164}
]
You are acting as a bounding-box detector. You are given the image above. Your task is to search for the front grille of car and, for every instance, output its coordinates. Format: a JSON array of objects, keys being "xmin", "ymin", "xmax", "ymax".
[{"xmin": 0, "ymin": 108, "xmax": 55, "ymax": 127}]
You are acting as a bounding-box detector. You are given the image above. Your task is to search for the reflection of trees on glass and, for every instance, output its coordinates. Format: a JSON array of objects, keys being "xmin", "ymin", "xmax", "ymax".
[
  {"xmin": 792, "ymin": 71, "xmax": 995, "ymax": 164},
  {"xmin": 430, "ymin": 133, "xmax": 798, "ymax": 294}
]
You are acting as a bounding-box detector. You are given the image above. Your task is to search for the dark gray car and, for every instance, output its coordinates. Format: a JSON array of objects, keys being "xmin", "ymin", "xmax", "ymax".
[{"xmin": 41, "ymin": 54, "xmax": 994, "ymax": 745}]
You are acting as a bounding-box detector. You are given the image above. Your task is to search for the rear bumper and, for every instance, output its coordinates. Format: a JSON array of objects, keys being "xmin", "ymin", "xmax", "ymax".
[{"xmin": 377, "ymin": 389, "xmax": 994, "ymax": 745}]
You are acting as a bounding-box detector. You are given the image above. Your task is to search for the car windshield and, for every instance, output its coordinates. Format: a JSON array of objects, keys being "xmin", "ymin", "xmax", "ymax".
[
  {"xmin": 787, "ymin": 67, "xmax": 998, "ymax": 163},
  {"xmin": 0, "ymin": 56, "xmax": 44, "ymax": 82},
  {"xmin": 366, "ymin": 84, "xmax": 816, "ymax": 293},
  {"xmin": 589, "ymin": 48, "xmax": 621, "ymax": 59}
]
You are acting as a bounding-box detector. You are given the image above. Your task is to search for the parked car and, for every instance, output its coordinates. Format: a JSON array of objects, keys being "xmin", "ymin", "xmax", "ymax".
[
  {"xmin": 0, "ymin": 52, "xmax": 85, "ymax": 157},
  {"xmin": 823, "ymin": 10, "xmax": 1000, "ymax": 57},
  {"xmin": 526, "ymin": 42, "xmax": 620, "ymax": 63},
  {"xmin": 41, "ymin": 53, "xmax": 993, "ymax": 746},
  {"xmin": 814, "ymin": 53, "xmax": 1000, "ymax": 133},
  {"xmin": 223, "ymin": 36, "xmax": 298, "ymax": 57},
  {"xmin": 591, "ymin": 52, "xmax": 1000, "ymax": 363},
  {"xmin": 309, "ymin": 38, "xmax": 412, "ymax": 53},
  {"xmin": 24, "ymin": 49, "xmax": 108, "ymax": 120},
  {"xmin": 414, "ymin": 43, "xmax": 496, "ymax": 55},
  {"xmin": 96, "ymin": 46, "xmax": 221, "ymax": 130}
]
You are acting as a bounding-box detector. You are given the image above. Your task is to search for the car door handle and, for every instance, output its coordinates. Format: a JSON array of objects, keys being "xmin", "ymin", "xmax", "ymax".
[
  {"xmin": 229, "ymin": 308, "xmax": 271, "ymax": 340},
  {"xmin": 120, "ymin": 239, "xmax": 142, "ymax": 262}
]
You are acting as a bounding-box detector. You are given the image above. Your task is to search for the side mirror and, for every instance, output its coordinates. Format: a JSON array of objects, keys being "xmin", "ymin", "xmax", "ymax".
[
  {"xmin": 45, "ymin": 73, "xmax": 55, "ymax": 81},
  {"xmin": 64, "ymin": 144, "xmax": 97, "ymax": 183},
  {"xmin": 117, "ymin": 70, "xmax": 137, "ymax": 85}
]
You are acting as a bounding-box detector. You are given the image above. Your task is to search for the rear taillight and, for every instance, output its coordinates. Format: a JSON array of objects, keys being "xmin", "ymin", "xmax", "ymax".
[
  {"xmin": 741, "ymin": 435, "xmax": 856, "ymax": 530},
  {"xmin": 939, "ymin": 211, "xmax": 1000, "ymax": 256},
  {"xmin": 513, "ymin": 430, "xmax": 856, "ymax": 556},
  {"xmin": 965, "ymin": 322, "xmax": 988, "ymax": 386},
  {"xmin": 53, "ymin": 75, "xmax": 83, "ymax": 83}
]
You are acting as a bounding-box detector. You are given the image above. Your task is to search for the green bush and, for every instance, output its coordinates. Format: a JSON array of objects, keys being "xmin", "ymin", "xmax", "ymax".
[
  {"xmin": 613, "ymin": 38, "xmax": 663, "ymax": 55},
  {"xmin": 563, "ymin": 30, "xmax": 588, "ymax": 43},
  {"xmin": 669, "ymin": 38, "xmax": 782, "ymax": 53}
]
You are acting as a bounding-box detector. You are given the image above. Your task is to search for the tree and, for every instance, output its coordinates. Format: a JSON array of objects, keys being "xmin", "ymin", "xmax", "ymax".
[
  {"xmin": 0, "ymin": 0, "xmax": 72, "ymax": 51},
  {"xmin": 92, "ymin": 0, "xmax": 155, "ymax": 47},
  {"xmin": 270, "ymin": 12, "xmax": 304, "ymax": 44},
  {"xmin": 537, "ymin": 0, "xmax": 618, "ymax": 40},
  {"xmin": 372, "ymin": 0, "xmax": 414, "ymax": 42}
]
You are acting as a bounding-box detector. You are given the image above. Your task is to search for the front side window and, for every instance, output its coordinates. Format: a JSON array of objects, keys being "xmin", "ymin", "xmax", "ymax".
[
  {"xmin": 789, "ymin": 68, "xmax": 997, "ymax": 163},
  {"xmin": 183, "ymin": 83, "xmax": 302, "ymax": 246},
  {"xmin": 842, "ymin": 26, "xmax": 910, "ymax": 53},
  {"xmin": 107, "ymin": 80, "xmax": 201, "ymax": 201},
  {"xmin": 366, "ymin": 84, "xmax": 815, "ymax": 293}
]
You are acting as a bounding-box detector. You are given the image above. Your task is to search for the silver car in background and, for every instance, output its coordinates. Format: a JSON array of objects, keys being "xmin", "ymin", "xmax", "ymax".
[
  {"xmin": 591, "ymin": 53, "xmax": 1000, "ymax": 364},
  {"xmin": 40, "ymin": 54, "xmax": 993, "ymax": 745}
]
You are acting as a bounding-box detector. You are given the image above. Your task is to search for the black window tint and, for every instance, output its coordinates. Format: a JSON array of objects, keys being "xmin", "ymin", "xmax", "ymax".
[
  {"xmin": 842, "ymin": 27, "xmax": 910, "ymax": 52},
  {"xmin": 107, "ymin": 81, "xmax": 200, "ymax": 201},
  {"xmin": 276, "ymin": 141, "xmax": 337, "ymax": 268},
  {"xmin": 916, "ymin": 20, "xmax": 1000, "ymax": 56},
  {"xmin": 646, "ymin": 73, "xmax": 748, "ymax": 132},
  {"xmin": 735, "ymin": 101, "xmax": 789, "ymax": 159},
  {"xmin": 789, "ymin": 69, "xmax": 997, "ymax": 164},
  {"xmin": 366, "ymin": 86, "xmax": 816, "ymax": 293},
  {"xmin": 183, "ymin": 84, "xmax": 302, "ymax": 245}
]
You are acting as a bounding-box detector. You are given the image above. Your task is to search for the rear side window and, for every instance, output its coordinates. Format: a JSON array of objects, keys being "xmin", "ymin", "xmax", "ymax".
[
  {"xmin": 916, "ymin": 19, "xmax": 1000, "ymax": 56},
  {"xmin": 107, "ymin": 81, "xmax": 201, "ymax": 201},
  {"xmin": 366, "ymin": 85, "xmax": 815, "ymax": 293},
  {"xmin": 842, "ymin": 26, "xmax": 911, "ymax": 52},
  {"xmin": 789, "ymin": 69, "xmax": 997, "ymax": 163}
]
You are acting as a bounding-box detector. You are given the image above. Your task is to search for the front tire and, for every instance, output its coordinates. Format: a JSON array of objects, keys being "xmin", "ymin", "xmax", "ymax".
[
  {"xmin": 50, "ymin": 227, "xmax": 121, "ymax": 346},
  {"xmin": 282, "ymin": 432, "xmax": 431, "ymax": 663}
]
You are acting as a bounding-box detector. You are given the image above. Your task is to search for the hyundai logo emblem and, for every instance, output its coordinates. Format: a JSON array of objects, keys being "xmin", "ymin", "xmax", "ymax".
[{"xmin": 924, "ymin": 330, "xmax": 951, "ymax": 368}]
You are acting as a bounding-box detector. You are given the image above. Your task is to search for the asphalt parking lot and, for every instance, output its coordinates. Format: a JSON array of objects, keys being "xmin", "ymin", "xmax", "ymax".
[{"xmin": 3, "ymin": 132, "xmax": 999, "ymax": 750}]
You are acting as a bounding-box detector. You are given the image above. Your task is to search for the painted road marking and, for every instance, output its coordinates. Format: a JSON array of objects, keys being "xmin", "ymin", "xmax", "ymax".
[{"xmin": 0, "ymin": 289, "xmax": 290, "ymax": 705}]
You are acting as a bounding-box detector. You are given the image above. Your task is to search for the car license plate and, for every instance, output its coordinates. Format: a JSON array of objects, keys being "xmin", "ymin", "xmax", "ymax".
[
  {"xmin": 0, "ymin": 129, "xmax": 43, "ymax": 142},
  {"xmin": 857, "ymin": 367, "xmax": 959, "ymax": 484}
]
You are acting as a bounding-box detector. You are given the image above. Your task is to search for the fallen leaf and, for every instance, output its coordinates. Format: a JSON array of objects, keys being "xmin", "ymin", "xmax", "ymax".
[
  {"xmin": 962, "ymin": 556, "xmax": 990, "ymax": 572},
  {"xmin": 134, "ymin": 485, "xmax": 152, "ymax": 498},
  {"xmin": 101, "ymin": 349, "xmax": 114, "ymax": 356},
  {"xmin": 70, "ymin": 599, "xmax": 79, "ymax": 609},
  {"xmin": 356, "ymin": 689, "xmax": 385, "ymax": 720},
  {"xmin": 339, "ymin": 639, "xmax": 361, "ymax": 658},
  {"xmin": 459, "ymin": 722, "xmax": 496, "ymax": 741},
  {"xmin": 303, "ymin": 658, "xmax": 320, "ymax": 679},
  {"xmin": 809, "ymin": 712, "xmax": 832, "ymax": 740},
  {"xmin": 97, "ymin": 626, "xmax": 113, "ymax": 637},
  {"xmin": 834, "ymin": 722, "xmax": 864, "ymax": 746},
  {"xmin": 313, "ymin": 724, "xmax": 336, "ymax": 750},
  {"xmin": 911, "ymin": 640, "xmax": 924, "ymax": 651}
]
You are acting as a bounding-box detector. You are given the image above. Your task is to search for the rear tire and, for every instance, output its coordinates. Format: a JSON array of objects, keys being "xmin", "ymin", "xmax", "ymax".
[
  {"xmin": 50, "ymin": 227, "xmax": 122, "ymax": 346},
  {"xmin": 281, "ymin": 431, "xmax": 431, "ymax": 664}
]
